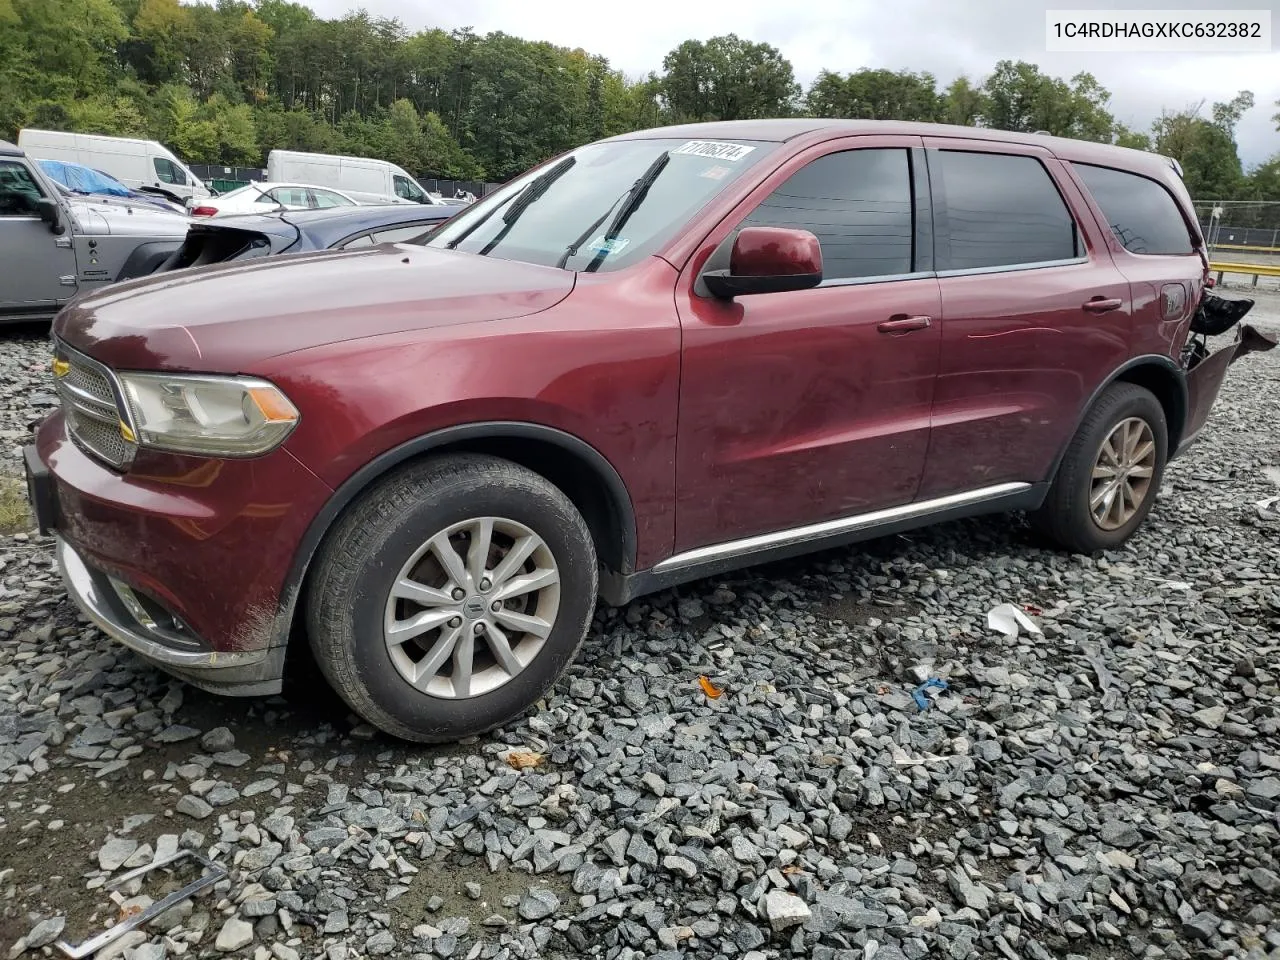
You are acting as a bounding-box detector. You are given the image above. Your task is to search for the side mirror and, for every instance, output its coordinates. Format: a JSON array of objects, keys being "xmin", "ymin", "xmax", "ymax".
[
  {"xmin": 703, "ymin": 226, "xmax": 823, "ymax": 299},
  {"xmin": 35, "ymin": 197, "xmax": 64, "ymax": 235}
]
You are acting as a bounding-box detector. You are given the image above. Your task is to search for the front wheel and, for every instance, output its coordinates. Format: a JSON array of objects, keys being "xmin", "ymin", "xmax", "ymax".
[
  {"xmin": 306, "ymin": 454, "xmax": 598, "ymax": 742},
  {"xmin": 1033, "ymin": 382, "xmax": 1168, "ymax": 553}
]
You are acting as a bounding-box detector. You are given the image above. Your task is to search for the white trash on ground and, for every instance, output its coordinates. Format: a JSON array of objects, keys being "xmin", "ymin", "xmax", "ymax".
[{"xmin": 986, "ymin": 603, "xmax": 1043, "ymax": 640}]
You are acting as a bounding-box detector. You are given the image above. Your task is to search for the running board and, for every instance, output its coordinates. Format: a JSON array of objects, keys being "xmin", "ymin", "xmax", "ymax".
[{"xmin": 599, "ymin": 481, "xmax": 1043, "ymax": 605}]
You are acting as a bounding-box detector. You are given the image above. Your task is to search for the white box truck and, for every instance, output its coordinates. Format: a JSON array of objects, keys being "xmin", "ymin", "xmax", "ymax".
[
  {"xmin": 266, "ymin": 149, "xmax": 443, "ymax": 205},
  {"xmin": 16, "ymin": 129, "xmax": 211, "ymax": 203}
]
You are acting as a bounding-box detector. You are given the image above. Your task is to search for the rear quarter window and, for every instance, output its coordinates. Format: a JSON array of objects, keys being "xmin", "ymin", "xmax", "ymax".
[{"xmin": 1073, "ymin": 163, "xmax": 1194, "ymax": 255}]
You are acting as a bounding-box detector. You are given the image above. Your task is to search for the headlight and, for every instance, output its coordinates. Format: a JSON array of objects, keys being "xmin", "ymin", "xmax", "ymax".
[{"xmin": 117, "ymin": 372, "xmax": 299, "ymax": 457}]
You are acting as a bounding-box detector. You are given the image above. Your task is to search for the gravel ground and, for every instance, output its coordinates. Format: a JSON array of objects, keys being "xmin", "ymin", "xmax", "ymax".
[{"xmin": 2, "ymin": 289, "xmax": 1279, "ymax": 960}]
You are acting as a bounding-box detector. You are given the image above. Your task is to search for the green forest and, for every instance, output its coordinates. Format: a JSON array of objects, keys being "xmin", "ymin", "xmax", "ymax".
[{"xmin": 2, "ymin": 0, "xmax": 1278, "ymax": 199}]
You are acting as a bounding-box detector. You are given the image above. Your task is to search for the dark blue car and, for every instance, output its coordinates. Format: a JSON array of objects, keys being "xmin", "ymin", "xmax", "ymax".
[{"xmin": 153, "ymin": 202, "xmax": 459, "ymax": 272}]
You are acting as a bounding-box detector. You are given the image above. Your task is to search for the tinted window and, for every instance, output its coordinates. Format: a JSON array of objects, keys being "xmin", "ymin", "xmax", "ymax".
[
  {"xmin": 936, "ymin": 151, "xmax": 1078, "ymax": 270},
  {"xmin": 742, "ymin": 149, "xmax": 913, "ymax": 280},
  {"xmin": 341, "ymin": 234, "xmax": 376, "ymax": 248},
  {"xmin": 0, "ymin": 161, "xmax": 44, "ymax": 216},
  {"xmin": 1073, "ymin": 164, "xmax": 1194, "ymax": 255}
]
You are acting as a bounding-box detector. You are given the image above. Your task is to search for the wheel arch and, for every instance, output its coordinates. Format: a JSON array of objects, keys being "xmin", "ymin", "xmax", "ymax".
[
  {"xmin": 1046, "ymin": 355, "xmax": 1188, "ymax": 483},
  {"xmin": 277, "ymin": 421, "xmax": 638, "ymax": 653}
]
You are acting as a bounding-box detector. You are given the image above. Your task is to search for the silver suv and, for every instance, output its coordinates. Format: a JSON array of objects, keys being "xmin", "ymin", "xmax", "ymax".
[{"xmin": 1, "ymin": 139, "xmax": 190, "ymax": 324}]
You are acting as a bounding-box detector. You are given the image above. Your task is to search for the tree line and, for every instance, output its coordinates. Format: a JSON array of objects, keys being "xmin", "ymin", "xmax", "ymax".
[{"xmin": 2, "ymin": 0, "xmax": 1277, "ymax": 200}]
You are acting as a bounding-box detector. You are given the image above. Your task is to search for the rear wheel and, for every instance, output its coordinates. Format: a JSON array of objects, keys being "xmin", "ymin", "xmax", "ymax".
[
  {"xmin": 1033, "ymin": 382, "xmax": 1168, "ymax": 553},
  {"xmin": 306, "ymin": 454, "xmax": 597, "ymax": 742}
]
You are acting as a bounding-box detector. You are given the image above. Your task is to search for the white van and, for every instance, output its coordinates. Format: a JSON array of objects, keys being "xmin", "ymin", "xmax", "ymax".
[
  {"xmin": 16, "ymin": 130, "xmax": 211, "ymax": 203},
  {"xmin": 266, "ymin": 149, "xmax": 442, "ymax": 206}
]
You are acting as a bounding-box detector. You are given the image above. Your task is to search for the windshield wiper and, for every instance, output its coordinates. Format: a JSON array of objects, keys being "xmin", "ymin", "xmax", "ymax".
[
  {"xmin": 475, "ymin": 156, "xmax": 577, "ymax": 256},
  {"xmin": 445, "ymin": 156, "xmax": 576, "ymax": 252},
  {"xmin": 581, "ymin": 152, "xmax": 669, "ymax": 273},
  {"xmin": 555, "ymin": 201, "xmax": 622, "ymax": 270}
]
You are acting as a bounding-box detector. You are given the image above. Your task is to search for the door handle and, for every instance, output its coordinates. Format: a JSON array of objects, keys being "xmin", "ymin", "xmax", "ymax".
[
  {"xmin": 1082, "ymin": 297, "xmax": 1124, "ymax": 314},
  {"xmin": 877, "ymin": 315, "xmax": 932, "ymax": 334}
]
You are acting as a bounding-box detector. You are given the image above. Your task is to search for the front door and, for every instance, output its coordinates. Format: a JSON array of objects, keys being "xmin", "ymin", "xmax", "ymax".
[
  {"xmin": 673, "ymin": 136, "xmax": 942, "ymax": 553},
  {"xmin": 0, "ymin": 159, "xmax": 77, "ymax": 319},
  {"xmin": 151, "ymin": 155, "xmax": 193, "ymax": 199}
]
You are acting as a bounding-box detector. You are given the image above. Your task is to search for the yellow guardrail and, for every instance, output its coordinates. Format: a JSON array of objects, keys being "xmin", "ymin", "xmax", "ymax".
[
  {"xmin": 1211, "ymin": 242, "xmax": 1280, "ymax": 254},
  {"xmin": 1210, "ymin": 261, "xmax": 1280, "ymax": 286}
]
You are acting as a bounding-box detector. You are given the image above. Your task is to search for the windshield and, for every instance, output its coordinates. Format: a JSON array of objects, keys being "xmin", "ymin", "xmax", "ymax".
[
  {"xmin": 218, "ymin": 185, "xmax": 260, "ymax": 201},
  {"xmin": 40, "ymin": 161, "xmax": 130, "ymax": 197},
  {"xmin": 83, "ymin": 167, "xmax": 130, "ymax": 196},
  {"xmin": 427, "ymin": 137, "xmax": 776, "ymax": 271}
]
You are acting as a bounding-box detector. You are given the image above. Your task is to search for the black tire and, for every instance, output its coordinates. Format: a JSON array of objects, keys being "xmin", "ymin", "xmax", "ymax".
[
  {"xmin": 1033, "ymin": 382, "xmax": 1168, "ymax": 553},
  {"xmin": 306, "ymin": 453, "xmax": 598, "ymax": 742}
]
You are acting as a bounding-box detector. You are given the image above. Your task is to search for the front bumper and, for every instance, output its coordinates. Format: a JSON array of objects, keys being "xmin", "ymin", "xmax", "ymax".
[
  {"xmin": 55, "ymin": 535, "xmax": 285, "ymax": 695},
  {"xmin": 28, "ymin": 411, "xmax": 334, "ymax": 696}
]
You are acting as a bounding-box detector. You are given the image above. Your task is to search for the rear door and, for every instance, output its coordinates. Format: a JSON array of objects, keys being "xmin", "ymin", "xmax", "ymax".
[
  {"xmin": 918, "ymin": 139, "xmax": 1132, "ymax": 498},
  {"xmin": 0, "ymin": 159, "xmax": 77, "ymax": 318},
  {"xmin": 1067, "ymin": 163, "xmax": 1208, "ymax": 436},
  {"xmin": 674, "ymin": 135, "xmax": 942, "ymax": 552}
]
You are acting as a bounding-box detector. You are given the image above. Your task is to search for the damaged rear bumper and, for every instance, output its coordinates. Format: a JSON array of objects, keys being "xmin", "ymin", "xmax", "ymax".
[{"xmin": 1176, "ymin": 323, "xmax": 1276, "ymax": 457}]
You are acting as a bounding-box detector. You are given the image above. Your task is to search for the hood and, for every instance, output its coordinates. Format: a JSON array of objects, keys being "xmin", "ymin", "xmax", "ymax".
[
  {"xmin": 66, "ymin": 194, "xmax": 192, "ymax": 237},
  {"xmin": 54, "ymin": 243, "xmax": 577, "ymax": 371}
]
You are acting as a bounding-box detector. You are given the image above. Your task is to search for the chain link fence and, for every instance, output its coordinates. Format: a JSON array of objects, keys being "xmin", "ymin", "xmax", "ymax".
[
  {"xmin": 1195, "ymin": 201, "xmax": 1280, "ymax": 294},
  {"xmin": 1195, "ymin": 201, "xmax": 1280, "ymax": 254}
]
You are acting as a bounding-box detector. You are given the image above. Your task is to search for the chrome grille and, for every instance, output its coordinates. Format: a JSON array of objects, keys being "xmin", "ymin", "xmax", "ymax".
[
  {"xmin": 53, "ymin": 340, "xmax": 136, "ymax": 469},
  {"xmin": 67, "ymin": 411, "xmax": 134, "ymax": 465},
  {"xmin": 62, "ymin": 358, "xmax": 114, "ymax": 405}
]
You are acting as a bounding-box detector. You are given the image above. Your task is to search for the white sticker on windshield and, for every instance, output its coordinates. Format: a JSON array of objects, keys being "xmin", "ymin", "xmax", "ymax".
[
  {"xmin": 586, "ymin": 236, "xmax": 631, "ymax": 257},
  {"xmin": 671, "ymin": 140, "xmax": 756, "ymax": 162}
]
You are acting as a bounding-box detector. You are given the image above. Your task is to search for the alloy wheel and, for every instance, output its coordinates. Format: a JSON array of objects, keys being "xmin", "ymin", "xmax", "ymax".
[
  {"xmin": 383, "ymin": 517, "xmax": 561, "ymax": 698},
  {"xmin": 1089, "ymin": 416, "xmax": 1156, "ymax": 531}
]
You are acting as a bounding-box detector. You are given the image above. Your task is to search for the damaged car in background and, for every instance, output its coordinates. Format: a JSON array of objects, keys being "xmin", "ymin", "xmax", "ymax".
[
  {"xmin": 1, "ymin": 138, "xmax": 190, "ymax": 324},
  {"xmin": 153, "ymin": 202, "xmax": 459, "ymax": 271},
  {"xmin": 23, "ymin": 119, "xmax": 1275, "ymax": 744}
]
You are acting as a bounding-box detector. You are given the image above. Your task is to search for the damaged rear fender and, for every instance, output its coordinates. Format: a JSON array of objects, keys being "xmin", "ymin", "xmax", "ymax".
[{"xmin": 1177, "ymin": 323, "xmax": 1277, "ymax": 457}]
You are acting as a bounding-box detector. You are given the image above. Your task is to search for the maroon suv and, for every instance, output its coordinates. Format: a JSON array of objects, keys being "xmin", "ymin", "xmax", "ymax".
[{"xmin": 25, "ymin": 120, "xmax": 1272, "ymax": 742}]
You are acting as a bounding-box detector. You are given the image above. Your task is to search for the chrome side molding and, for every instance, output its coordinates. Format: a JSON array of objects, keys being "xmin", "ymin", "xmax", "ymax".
[{"xmin": 653, "ymin": 482, "xmax": 1032, "ymax": 573}]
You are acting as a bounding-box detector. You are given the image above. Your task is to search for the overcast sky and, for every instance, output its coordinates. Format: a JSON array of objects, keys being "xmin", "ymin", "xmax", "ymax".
[{"xmin": 304, "ymin": 0, "xmax": 1280, "ymax": 167}]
